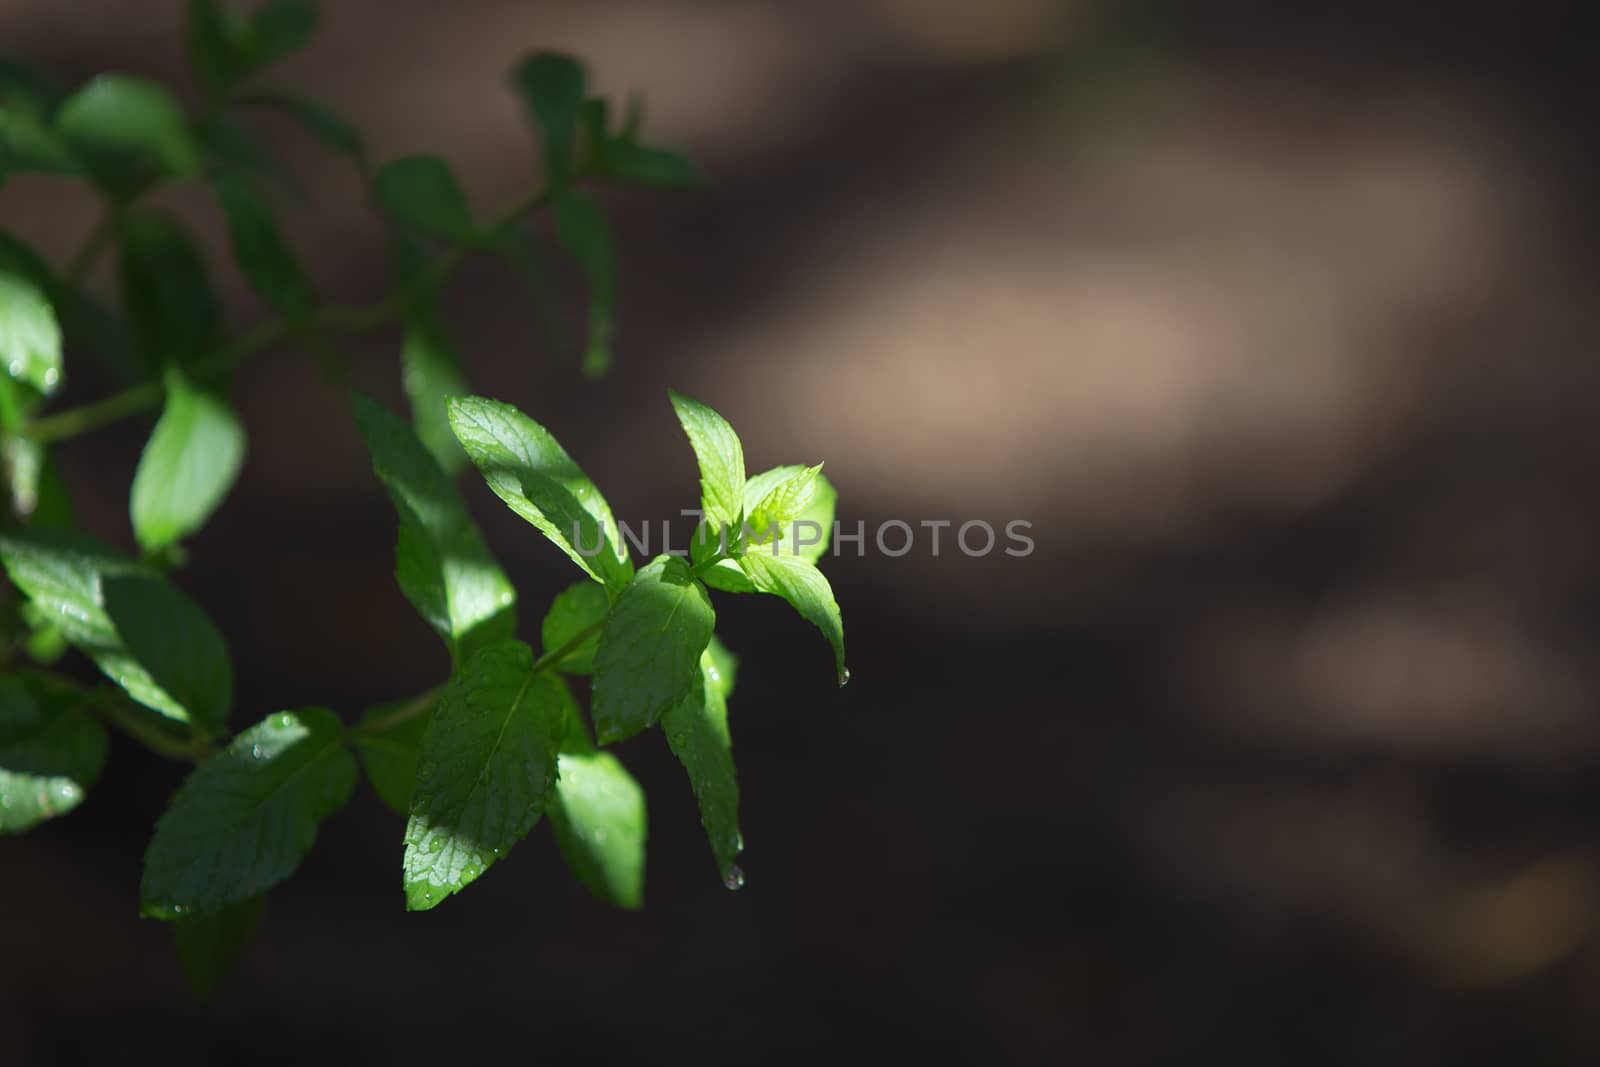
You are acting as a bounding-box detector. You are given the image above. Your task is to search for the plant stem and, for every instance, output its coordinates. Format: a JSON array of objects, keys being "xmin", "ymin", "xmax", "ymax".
[
  {"xmin": 348, "ymin": 686, "xmax": 441, "ymax": 738},
  {"xmin": 530, "ymin": 616, "xmax": 606, "ymax": 675},
  {"xmin": 23, "ymin": 183, "xmax": 559, "ymax": 446},
  {"xmin": 90, "ymin": 690, "xmax": 213, "ymax": 763},
  {"xmin": 63, "ymin": 208, "xmax": 116, "ymax": 285}
]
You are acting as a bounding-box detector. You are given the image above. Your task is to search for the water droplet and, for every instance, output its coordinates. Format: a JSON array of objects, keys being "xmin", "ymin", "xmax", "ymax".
[
  {"xmin": 426, "ymin": 838, "xmax": 442, "ymax": 854},
  {"xmin": 6, "ymin": 359, "xmax": 21, "ymax": 378},
  {"xmin": 733, "ymin": 831, "xmax": 745, "ymax": 853},
  {"xmin": 722, "ymin": 865, "xmax": 745, "ymax": 891},
  {"xmin": 42, "ymin": 367, "xmax": 60, "ymax": 389},
  {"xmin": 249, "ymin": 744, "xmax": 263, "ymax": 760},
  {"xmin": 838, "ymin": 666, "xmax": 851, "ymax": 687},
  {"xmin": 276, "ymin": 713, "xmax": 293, "ymax": 728},
  {"xmin": 499, "ymin": 591, "xmax": 513, "ymax": 606}
]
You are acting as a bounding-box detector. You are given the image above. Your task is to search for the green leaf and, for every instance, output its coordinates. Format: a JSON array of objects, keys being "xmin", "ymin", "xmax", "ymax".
[
  {"xmin": 184, "ymin": 0, "xmax": 250, "ymax": 98},
  {"xmin": 398, "ymin": 309, "xmax": 467, "ymax": 476},
  {"xmin": 403, "ymin": 640, "xmax": 566, "ymax": 910},
  {"xmin": 56, "ymin": 75, "xmax": 200, "ymax": 197},
  {"xmin": 447, "ymin": 395, "xmax": 633, "ymax": 594},
  {"xmin": 372, "ymin": 155, "xmax": 476, "ymax": 242},
  {"xmin": 248, "ymin": 0, "xmax": 319, "ymax": 68},
  {"xmin": 551, "ymin": 194, "xmax": 616, "ymax": 379},
  {"xmin": 540, "ymin": 579, "xmax": 607, "ymax": 674},
  {"xmin": 130, "ymin": 370, "xmax": 247, "ymax": 552},
  {"xmin": 703, "ymin": 633, "xmax": 738, "ymax": 700},
  {"xmin": 351, "ymin": 393, "xmax": 516, "ymax": 662},
  {"xmin": 211, "ymin": 170, "xmax": 314, "ymax": 318},
  {"xmin": 197, "ymin": 114, "xmax": 284, "ymax": 184},
  {"xmin": 668, "ymin": 389, "xmax": 745, "ymax": 534},
  {"xmin": 102, "ymin": 573, "xmax": 234, "ymax": 732},
  {"xmin": 141, "ymin": 708, "xmax": 356, "ymax": 917},
  {"xmin": 510, "ymin": 52, "xmax": 587, "ymax": 181},
  {"xmin": 238, "ymin": 90, "xmax": 364, "ymax": 160},
  {"xmin": 116, "ymin": 211, "xmax": 221, "ymax": 370},
  {"xmin": 172, "ymin": 894, "xmax": 266, "ymax": 1002},
  {"xmin": 601, "ymin": 140, "xmax": 703, "ymax": 188},
  {"xmin": 0, "ymin": 528, "xmax": 232, "ymax": 726},
  {"xmin": 354, "ymin": 691, "xmax": 436, "ymax": 815},
  {"xmin": 738, "ymin": 550, "xmax": 847, "ymax": 685},
  {"xmin": 591, "ymin": 555, "xmax": 715, "ymax": 745},
  {"xmin": 551, "ymin": 740, "xmax": 647, "ymax": 909},
  {"xmin": 0, "ymin": 270, "xmax": 63, "ymax": 397},
  {"xmin": 0, "ymin": 673, "xmax": 108, "ymax": 834},
  {"xmin": 741, "ymin": 464, "xmax": 836, "ymax": 565},
  {"xmin": 662, "ymin": 645, "xmax": 741, "ymax": 886}
]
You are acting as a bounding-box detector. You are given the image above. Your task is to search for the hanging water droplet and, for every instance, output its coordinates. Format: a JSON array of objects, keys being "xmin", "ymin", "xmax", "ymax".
[
  {"xmin": 838, "ymin": 666, "xmax": 851, "ymax": 687},
  {"xmin": 499, "ymin": 591, "xmax": 513, "ymax": 606},
  {"xmin": 722, "ymin": 865, "xmax": 745, "ymax": 891}
]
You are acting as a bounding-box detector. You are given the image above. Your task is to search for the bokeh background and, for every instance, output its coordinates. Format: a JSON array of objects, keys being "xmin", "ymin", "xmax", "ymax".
[{"xmin": 5, "ymin": 1, "xmax": 1600, "ymax": 1062}]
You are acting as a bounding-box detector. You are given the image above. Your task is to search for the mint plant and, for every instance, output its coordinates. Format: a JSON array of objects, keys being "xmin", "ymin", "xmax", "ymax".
[{"xmin": 0, "ymin": 1, "xmax": 845, "ymax": 999}]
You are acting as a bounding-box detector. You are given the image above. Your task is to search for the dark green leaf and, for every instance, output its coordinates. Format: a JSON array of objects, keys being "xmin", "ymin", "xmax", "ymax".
[
  {"xmin": 510, "ymin": 52, "xmax": 586, "ymax": 181},
  {"xmin": 662, "ymin": 646, "xmax": 741, "ymax": 886},
  {"xmin": 172, "ymin": 895, "xmax": 266, "ymax": 1002},
  {"xmin": 354, "ymin": 691, "xmax": 436, "ymax": 816},
  {"xmin": 398, "ymin": 309, "xmax": 467, "ymax": 475},
  {"xmin": 129, "ymin": 370, "xmax": 246, "ymax": 551},
  {"xmin": 102, "ymin": 573, "xmax": 233, "ymax": 733},
  {"xmin": 601, "ymin": 140, "xmax": 703, "ymax": 188},
  {"xmin": 0, "ymin": 673, "xmax": 108, "ymax": 834},
  {"xmin": 372, "ymin": 155, "xmax": 476, "ymax": 241},
  {"xmin": 238, "ymin": 90, "xmax": 364, "ymax": 160},
  {"xmin": 55, "ymin": 75, "xmax": 200, "ymax": 197},
  {"xmin": 447, "ymin": 395, "xmax": 633, "ymax": 594},
  {"xmin": 403, "ymin": 640, "xmax": 566, "ymax": 910},
  {"xmin": 551, "ymin": 194, "xmax": 616, "ymax": 379},
  {"xmin": 591, "ymin": 555, "xmax": 715, "ymax": 745},
  {"xmin": 249, "ymin": 0, "xmax": 319, "ymax": 68},
  {"xmin": 141, "ymin": 708, "xmax": 356, "ymax": 917},
  {"xmin": 352, "ymin": 392, "xmax": 516, "ymax": 662},
  {"xmin": 540, "ymin": 579, "xmax": 607, "ymax": 674},
  {"xmin": 668, "ymin": 389, "xmax": 745, "ymax": 533},
  {"xmin": 0, "ymin": 528, "xmax": 231, "ymax": 726},
  {"xmin": 212, "ymin": 171, "xmax": 313, "ymax": 316},
  {"xmin": 116, "ymin": 211, "xmax": 221, "ymax": 369},
  {"xmin": 738, "ymin": 550, "xmax": 847, "ymax": 686},
  {"xmin": 184, "ymin": 0, "xmax": 250, "ymax": 97}
]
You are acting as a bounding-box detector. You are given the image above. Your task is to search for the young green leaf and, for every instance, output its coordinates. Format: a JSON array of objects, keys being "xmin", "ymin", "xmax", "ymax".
[
  {"xmin": 372, "ymin": 155, "xmax": 477, "ymax": 242},
  {"xmin": 668, "ymin": 389, "xmax": 745, "ymax": 534},
  {"xmin": 398, "ymin": 310, "xmax": 467, "ymax": 475},
  {"xmin": 141, "ymin": 708, "xmax": 356, "ymax": 917},
  {"xmin": 238, "ymin": 89, "xmax": 364, "ymax": 161},
  {"xmin": 211, "ymin": 170, "xmax": 314, "ymax": 318},
  {"xmin": 591, "ymin": 555, "xmax": 715, "ymax": 745},
  {"xmin": 116, "ymin": 211, "xmax": 221, "ymax": 370},
  {"xmin": 403, "ymin": 640, "xmax": 567, "ymax": 910},
  {"xmin": 352, "ymin": 393, "xmax": 516, "ymax": 662},
  {"xmin": 172, "ymin": 895, "xmax": 266, "ymax": 1002},
  {"xmin": 741, "ymin": 464, "xmax": 837, "ymax": 565},
  {"xmin": 0, "ymin": 270, "xmax": 62, "ymax": 398},
  {"xmin": 746, "ymin": 463, "xmax": 821, "ymax": 538},
  {"xmin": 551, "ymin": 194, "xmax": 617, "ymax": 379},
  {"xmin": 662, "ymin": 644, "xmax": 741, "ymax": 887},
  {"xmin": 0, "ymin": 528, "xmax": 233, "ymax": 726},
  {"xmin": 738, "ymin": 550, "xmax": 847, "ymax": 685},
  {"xmin": 550, "ymin": 737, "xmax": 647, "ymax": 909},
  {"xmin": 102, "ymin": 573, "xmax": 234, "ymax": 733},
  {"xmin": 354, "ymin": 690, "xmax": 437, "ymax": 816},
  {"xmin": 55, "ymin": 75, "xmax": 201, "ymax": 197},
  {"xmin": 540, "ymin": 579, "xmax": 608, "ymax": 674},
  {"xmin": 447, "ymin": 395, "xmax": 633, "ymax": 594},
  {"xmin": 0, "ymin": 673, "xmax": 108, "ymax": 835},
  {"xmin": 130, "ymin": 370, "xmax": 247, "ymax": 552},
  {"xmin": 510, "ymin": 52, "xmax": 587, "ymax": 181}
]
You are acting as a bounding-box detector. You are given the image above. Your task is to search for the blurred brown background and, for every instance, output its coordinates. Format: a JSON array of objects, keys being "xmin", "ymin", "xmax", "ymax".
[{"xmin": 4, "ymin": 1, "xmax": 1600, "ymax": 1063}]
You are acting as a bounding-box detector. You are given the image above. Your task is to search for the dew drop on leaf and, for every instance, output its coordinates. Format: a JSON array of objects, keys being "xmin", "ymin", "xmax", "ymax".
[{"xmin": 722, "ymin": 865, "xmax": 745, "ymax": 891}]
